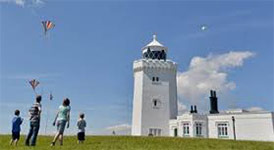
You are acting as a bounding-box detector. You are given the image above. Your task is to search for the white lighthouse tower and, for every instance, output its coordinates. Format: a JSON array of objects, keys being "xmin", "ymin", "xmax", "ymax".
[{"xmin": 131, "ymin": 35, "xmax": 178, "ymax": 136}]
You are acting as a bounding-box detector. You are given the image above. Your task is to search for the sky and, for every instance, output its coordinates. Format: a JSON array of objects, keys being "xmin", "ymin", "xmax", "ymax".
[{"xmin": 0, "ymin": 0, "xmax": 273, "ymax": 135}]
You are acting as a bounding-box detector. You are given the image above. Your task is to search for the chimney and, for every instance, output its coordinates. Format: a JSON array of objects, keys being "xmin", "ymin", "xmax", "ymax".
[
  {"xmin": 194, "ymin": 105, "xmax": 198, "ymax": 113},
  {"xmin": 190, "ymin": 105, "xmax": 198, "ymax": 113},
  {"xmin": 209, "ymin": 90, "xmax": 219, "ymax": 114},
  {"xmin": 190, "ymin": 105, "xmax": 194, "ymax": 113}
]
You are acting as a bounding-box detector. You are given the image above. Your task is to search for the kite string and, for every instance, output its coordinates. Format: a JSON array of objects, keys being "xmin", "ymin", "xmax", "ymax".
[{"xmin": 30, "ymin": 7, "xmax": 48, "ymax": 38}]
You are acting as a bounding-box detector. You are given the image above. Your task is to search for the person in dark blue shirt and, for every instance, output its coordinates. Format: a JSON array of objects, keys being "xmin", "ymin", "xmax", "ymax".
[{"xmin": 10, "ymin": 109, "xmax": 23, "ymax": 146}]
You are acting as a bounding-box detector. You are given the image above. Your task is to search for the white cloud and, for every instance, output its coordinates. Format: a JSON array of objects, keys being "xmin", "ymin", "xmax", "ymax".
[
  {"xmin": 105, "ymin": 123, "xmax": 131, "ymax": 135},
  {"xmin": 177, "ymin": 51, "xmax": 255, "ymax": 108},
  {"xmin": 106, "ymin": 123, "xmax": 131, "ymax": 131},
  {"xmin": 0, "ymin": 0, "xmax": 44, "ymax": 7},
  {"xmin": 15, "ymin": 0, "xmax": 25, "ymax": 6},
  {"xmin": 247, "ymin": 107, "xmax": 265, "ymax": 112}
]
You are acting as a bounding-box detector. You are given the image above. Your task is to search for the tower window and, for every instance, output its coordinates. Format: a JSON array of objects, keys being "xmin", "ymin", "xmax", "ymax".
[
  {"xmin": 152, "ymin": 99, "xmax": 161, "ymax": 109},
  {"xmin": 152, "ymin": 77, "xmax": 160, "ymax": 83},
  {"xmin": 153, "ymin": 100, "xmax": 157, "ymax": 106}
]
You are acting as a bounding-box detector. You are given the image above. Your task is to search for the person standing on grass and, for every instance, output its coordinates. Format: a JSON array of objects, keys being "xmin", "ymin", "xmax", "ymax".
[
  {"xmin": 25, "ymin": 95, "xmax": 42, "ymax": 146},
  {"xmin": 51, "ymin": 98, "xmax": 71, "ymax": 146},
  {"xmin": 77, "ymin": 113, "xmax": 86, "ymax": 144},
  {"xmin": 10, "ymin": 110, "xmax": 23, "ymax": 146}
]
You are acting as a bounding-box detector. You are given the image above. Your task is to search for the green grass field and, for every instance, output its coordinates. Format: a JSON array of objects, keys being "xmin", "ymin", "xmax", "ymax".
[{"xmin": 0, "ymin": 135, "xmax": 273, "ymax": 150}]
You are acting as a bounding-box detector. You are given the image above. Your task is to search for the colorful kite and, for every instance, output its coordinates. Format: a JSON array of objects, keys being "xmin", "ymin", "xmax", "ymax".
[
  {"xmin": 29, "ymin": 79, "xmax": 40, "ymax": 95},
  {"xmin": 41, "ymin": 21, "xmax": 55, "ymax": 35},
  {"xmin": 29, "ymin": 79, "xmax": 40, "ymax": 90}
]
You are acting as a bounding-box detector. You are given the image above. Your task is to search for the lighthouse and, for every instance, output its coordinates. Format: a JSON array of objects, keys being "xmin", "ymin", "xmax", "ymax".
[{"xmin": 131, "ymin": 35, "xmax": 178, "ymax": 136}]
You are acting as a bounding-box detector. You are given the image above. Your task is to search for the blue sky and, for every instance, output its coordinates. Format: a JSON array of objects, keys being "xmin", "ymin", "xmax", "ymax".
[{"xmin": 0, "ymin": 0, "xmax": 273, "ymax": 135}]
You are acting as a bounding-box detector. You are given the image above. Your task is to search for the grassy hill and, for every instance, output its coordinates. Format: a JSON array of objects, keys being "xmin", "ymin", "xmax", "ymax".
[{"xmin": 0, "ymin": 135, "xmax": 273, "ymax": 150}]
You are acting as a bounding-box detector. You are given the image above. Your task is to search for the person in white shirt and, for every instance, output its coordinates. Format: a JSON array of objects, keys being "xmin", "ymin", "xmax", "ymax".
[{"xmin": 51, "ymin": 98, "xmax": 71, "ymax": 146}]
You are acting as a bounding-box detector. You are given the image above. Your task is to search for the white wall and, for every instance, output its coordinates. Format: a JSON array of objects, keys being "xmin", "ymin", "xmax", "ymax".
[
  {"xmin": 207, "ymin": 112, "xmax": 274, "ymax": 141},
  {"xmin": 207, "ymin": 115, "xmax": 233, "ymax": 139},
  {"xmin": 132, "ymin": 59, "xmax": 177, "ymax": 136},
  {"xmin": 230, "ymin": 113, "xmax": 274, "ymax": 141},
  {"xmin": 131, "ymin": 70, "xmax": 144, "ymax": 135},
  {"xmin": 169, "ymin": 120, "xmax": 178, "ymax": 136},
  {"xmin": 141, "ymin": 71, "xmax": 170, "ymax": 136},
  {"xmin": 176, "ymin": 114, "xmax": 207, "ymax": 138}
]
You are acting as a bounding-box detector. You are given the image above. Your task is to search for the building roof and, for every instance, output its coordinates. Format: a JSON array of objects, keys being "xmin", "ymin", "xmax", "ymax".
[
  {"xmin": 175, "ymin": 109, "xmax": 272, "ymax": 118},
  {"xmin": 142, "ymin": 35, "xmax": 167, "ymax": 50},
  {"xmin": 146, "ymin": 35, "xmax": 164, "ymax": 47}
]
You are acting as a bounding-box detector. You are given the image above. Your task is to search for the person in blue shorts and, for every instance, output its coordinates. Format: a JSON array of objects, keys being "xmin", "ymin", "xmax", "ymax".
[
  {"xmin": 10, "ymin": 110, "xmax": 23, "ymax": 146},
  {"xmin": 51, "ymin": 98, "xmax": 71, "ymax": 146}
]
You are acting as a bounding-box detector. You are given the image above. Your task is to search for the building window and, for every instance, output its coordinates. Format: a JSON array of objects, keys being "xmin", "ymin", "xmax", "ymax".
[
  {"xmin": 152, "ymin": 99, "xmax": 161, "ymax": 109},
  {"xmin": 217, "ymin": 123, "xmax": 228, "ymax": 138},
  {"xmin": 153, "ymin": 100, "xmax": 157, "ymax": 106},
  {"xmin": 143, "ymin": 49, "xmax": 166, "ymax": 60},
  {"xmin": 152, "ymin": 76, "xmax": 160, "ymax": 83},
  {"xmin": 195, "ymin": 123, "xmax": 202, "ymax": 136},
  {"xmin": 149, "ymin": 128, "xmax": 161, "ymax": 136},
  {"xmin": 183, "ymin": 123, "xmax": 190, "ymax": 136}
]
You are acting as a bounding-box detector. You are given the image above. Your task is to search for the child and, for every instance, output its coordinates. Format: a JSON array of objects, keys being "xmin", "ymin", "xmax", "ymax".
[
  {"xmin": 77, "ymin": 113, "xmax": 86, "ymax": 144},
  {"xmin": 10, "ymin": 110, "xmax": 23, "ymax": 146}
]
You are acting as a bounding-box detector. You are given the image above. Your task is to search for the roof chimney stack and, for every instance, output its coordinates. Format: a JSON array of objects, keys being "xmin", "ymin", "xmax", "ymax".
[
  {"xmin": 194, "ymin": 105, "xmax": 198, "ymax": 113},
  {"xmin": 190, "ymin": 105, "xmax": 198, "ymax": 113},
  {"xmin": 190, "ymin": 105, "xmax": 193, "ymax": 113},
  {"xmin": 209, "ymin": 90, "xmax": 219, "ymax": 114}
]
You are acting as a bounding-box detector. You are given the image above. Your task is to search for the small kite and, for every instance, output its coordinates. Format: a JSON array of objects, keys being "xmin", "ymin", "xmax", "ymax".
[
  {"xmin": 29, "ymin": 79, "xmax": 40, "ymax": 95},
  {"xmin": 49, "ymin": 92, "xmax": 53, "ymax": 100},
  {"xmin": 41, "ymin": 21, "xmax": 55, "ymax": 35},
  {"xmin": 29, "ymin": 79, "xmax": 40, "ymax": 90}
]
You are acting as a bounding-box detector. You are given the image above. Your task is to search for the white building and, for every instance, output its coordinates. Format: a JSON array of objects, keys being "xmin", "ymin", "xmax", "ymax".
[
  {"xmin": 131, "ymin": 35, "xmax": 274, "ymax": 142},
  {"xmin": 131, "ymin": 35, "xmax": 178, "ymax": 136},
  {"xmin": 169, "ymin": 91, "xmax": 274, "ymax": 142}
]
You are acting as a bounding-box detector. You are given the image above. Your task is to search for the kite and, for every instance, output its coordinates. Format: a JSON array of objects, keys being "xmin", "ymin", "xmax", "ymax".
[
  {"xmin": 49, "ymin": 92, "xmax": 53, "ymax": 100},
  {"xmin": 29, "ymin": 79, "xmax": 40, "ymax": 90},
  {"xmin": 29, "ymin": 79, "xmax": 40, "ymax": 95},
  {"xmin": 41, "ymin": 21, "xmax": 55, "ymax": 35}
]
